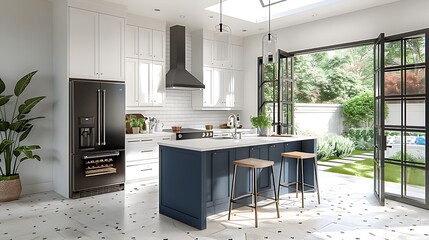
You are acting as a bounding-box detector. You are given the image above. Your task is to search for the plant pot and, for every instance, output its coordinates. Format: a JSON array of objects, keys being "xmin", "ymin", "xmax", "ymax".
[
  {"xmin": 258, "ymin": 127, "xmax": 270, "ymax": 136},
  {"xmin": 0, "ymin": 175, "xmax": 22, "ymax": 202},
  {"xmin": 132, "ymin": 127, "xmax": 140, "ymax": 134}
]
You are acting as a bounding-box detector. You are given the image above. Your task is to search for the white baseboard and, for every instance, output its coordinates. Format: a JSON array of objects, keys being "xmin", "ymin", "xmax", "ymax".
[{"xmin": 21, "ymin": 182, "xmax": 54, "ymax": 195}]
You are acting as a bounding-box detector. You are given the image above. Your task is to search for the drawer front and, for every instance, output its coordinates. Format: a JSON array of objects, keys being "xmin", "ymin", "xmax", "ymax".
[
  {"xmin": 126, "ymin": 162, "xmax": 159, "ymax": 181},
  {"xmin": 126, "ymin": 142, "xmax": 158, "ymax": 161}
]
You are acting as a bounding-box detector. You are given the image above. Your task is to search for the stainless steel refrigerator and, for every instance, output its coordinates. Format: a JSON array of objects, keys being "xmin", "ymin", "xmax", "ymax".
[{"xmin": 70, "ymin": 79, "xmax": 125, "ymax": 198}]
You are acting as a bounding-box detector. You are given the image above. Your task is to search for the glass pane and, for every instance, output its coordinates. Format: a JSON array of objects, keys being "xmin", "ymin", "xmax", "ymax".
[
  {"xmin": 262, "ymin": 81, "xmax": 275, "ymax": 102},
  {"xmin": 405, "ymin": 68, "xmax": 425, "ymax": 95},
  {"xmin": 374, "ymin": 162, "xmax": 381, "ymax": 195},
  {"xmin": 405, "ymin": 167, "xmax": 425, "ymax": 201},
  {"xmin": 375, "ymin": 44, "xmax": 379, "ymax": 70},
  {"xmin": 264, "ymin": 62, "xmax": 277, "ymax": 81},
  {"xmin": 385, "ymin": 70, "xmax": 401, "ymax": 95},
  {"xmin": 385, "ymin": 163, "xmax": 401, "ymax": 195},
  {"xmin": 385, "ymin": 100, "xmax": 402, "ymax": 126},
  {"xmin": 385, "ymin": 41, "xmax": 402, "ymax": 67},
  {"xmin": 385, "ymin": 131, "xmax": 402, "ymax": 160},
  {"xmin": 287, "ymin": 58, "xmax": 292, "ymax": 78},
  {"xmin": 406, "ymin": 37, "xmax": 425, "ymax": 65},
  {"xmin": 261, "ymin": 103, "xmax": 275, "ymax": 118},
  {"xmin": 405, "ymin": 132, "xmax": 425, "ymax": 165},
  {"xmin": 406, "ymin": 100, "xmax": 425, "ymax": 127}
]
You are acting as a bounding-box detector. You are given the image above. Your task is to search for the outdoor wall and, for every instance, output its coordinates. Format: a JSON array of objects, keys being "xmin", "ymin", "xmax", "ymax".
[
  {"xmin": 0, "ymin": 0, "xmax": 54, "ymax": 194},
  {"xmin": 295, "ymin": 103, "xmax": 344, "ymax": 135},
  {"xmin": 241, "ymin": 0, "xmax": 429, "ymax": 129}
]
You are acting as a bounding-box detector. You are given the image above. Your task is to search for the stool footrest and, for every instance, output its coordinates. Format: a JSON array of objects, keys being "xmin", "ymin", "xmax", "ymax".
[{"xmin": 280, "ymin": 182, "xmax": 317, "ymax": 189}]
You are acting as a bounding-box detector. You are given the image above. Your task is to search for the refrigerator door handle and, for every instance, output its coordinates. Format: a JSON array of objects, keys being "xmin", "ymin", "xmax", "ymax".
[
  {"xmin": 102, "ymin": 89, "xmax": 106, "ymax": 145},
  {"xmin": 97, "ymin": 89, "xmax": 101, "ymax": 146}
]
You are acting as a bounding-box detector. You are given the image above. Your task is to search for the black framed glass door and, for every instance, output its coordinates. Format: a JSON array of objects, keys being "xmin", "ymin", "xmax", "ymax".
[
  {"xmin": 257, "ymin": 50, "xmax": 294, "ymax": 135},
  {"xmin": 374, "ymin": 33, "xmax": 386, "ymax": 205},
  {"xmin": 375, "ymin": 29, "xmax": 429, "ymax": 209},
  {"xmin": 381, "ymin": 29, "xmax": 429, "ymax": 209}
]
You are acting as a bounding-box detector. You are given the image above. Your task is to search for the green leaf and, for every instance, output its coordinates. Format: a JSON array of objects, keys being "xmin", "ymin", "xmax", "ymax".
[
  {"xmin": 9, "ymin": 120, "xmax": 25, "ymax": 131},
  {"xmin": 0, "ymin": 95, "xmax": 12, "ymax": 106},
  {"xmin": 0, "ymin": 121, "xmax": 10, "ymax": 131},
  {"xmin": 0, "ymin": 139, "xmax": 14, "ymax": 153},
  {"xmin": 14, "ymin": 71, "xmax": 37, "ymax": 96},
  {"xmin": 18, "ymin": 96, "xmax": 46, "ymax": 116},
  {"xmin": 19, "ymin": 125, "xmax": 33, "ymax": 141},
  {"xmin": 0, "ymin": 77, "xmax": 5, "ymax": 94}
]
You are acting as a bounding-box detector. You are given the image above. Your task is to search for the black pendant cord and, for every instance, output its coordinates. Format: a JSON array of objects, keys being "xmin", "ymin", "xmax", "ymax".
[
  {"xmin": 268, "ymin": 0, "xmax": 271, "ymax": 40},
  {"xmin": 219, "ymin": 0, "xmax": 223, "ymax": 32}
]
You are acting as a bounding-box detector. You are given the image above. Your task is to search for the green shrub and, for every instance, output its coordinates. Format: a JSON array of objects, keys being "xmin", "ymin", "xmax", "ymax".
[
  {"xmin": 343, "ymin": 128, "xmax": 374, "ymax": 150},
  {"xmin": 317, "ymin": 135, "xmax": 355, "ymax": 160},
  {"xmin": 343, "ymin": 92, "xmax": 374, "ymax": 127}
]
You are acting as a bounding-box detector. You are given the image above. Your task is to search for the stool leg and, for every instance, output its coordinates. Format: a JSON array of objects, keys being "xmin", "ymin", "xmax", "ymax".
[
  {"xmin": 253, "ymin": 168, "xmax": 258, "ymax": 228},
  {"xmin": 300, "ymin": 158, "xmax": 305, "ymax": 208},
  {"xmin": 314, "ymin": 158, "xmax": 321, "ymax": 204},
  {"xmin": 228, "ymin": 164, "xmax": 238, "ymax": 220},
  {"xmin": 277, "ymin": 157, "xmax": 283, "ymax": 200},
  {"xmin": 271, "ymin": 165, "xmax": 280, "ymax": 218},
  {"xmin": 295, "ymin": 158, "xmax": 299, "ymax": 198}
]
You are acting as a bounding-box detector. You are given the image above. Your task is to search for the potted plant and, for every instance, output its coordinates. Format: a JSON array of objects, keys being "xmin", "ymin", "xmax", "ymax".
[
  {"xmin": 0, "ymin": 71, "xmax": 45, "ymax": 202},
  {"xmin": 126, "ymin": 115, "xmax": 140, "ymax": 134},
  {"xmin": 250, "ymin": 113, "xmax": 272, "ymax": 136}
]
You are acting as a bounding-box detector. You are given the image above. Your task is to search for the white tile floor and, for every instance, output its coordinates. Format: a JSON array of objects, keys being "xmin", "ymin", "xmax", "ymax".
[{"xmin": 1, "ymin": 171, "xmax": 428, "ymax": 240}]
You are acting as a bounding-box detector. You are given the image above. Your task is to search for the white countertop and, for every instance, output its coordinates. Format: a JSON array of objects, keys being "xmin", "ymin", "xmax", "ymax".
[{"xmin": 158, "ymin": 135, "xmax": 317, "ymax": 151}]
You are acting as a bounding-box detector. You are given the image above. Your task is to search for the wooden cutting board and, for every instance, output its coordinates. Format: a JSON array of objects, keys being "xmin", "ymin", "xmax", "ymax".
[{"xmin": 125, "ymin": 114, "xmax": 145, "ymax": 134}]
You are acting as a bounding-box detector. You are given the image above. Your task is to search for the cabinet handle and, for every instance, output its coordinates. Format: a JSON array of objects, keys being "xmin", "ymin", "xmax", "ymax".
[
  {"xmin": 141, "ymin": 139, "xmax": 153, "ymax": 142},
  {"xmin": 140, "ymin": 168, "xmax": 152, "ymax": 172},
  {"xmin": 162, "ymin": 138, "xmax": 170, "ymax": 140},
  {"xmin": 127, "ymin": 140, "xmax": 140, "ymax": 143},
  {"xmin": 141, "ymin": 150, "xmax": 154, "ymax": 153}
]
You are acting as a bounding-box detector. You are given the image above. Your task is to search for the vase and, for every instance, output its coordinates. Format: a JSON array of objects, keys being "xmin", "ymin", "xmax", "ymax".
[
  {"xmin": 132, "ymin": 127, "xmax": 140, "ymax": 134},
  {"xmin": 258, "ymin": 127, "xmax": 270, "ymax": 136},
  {"xmin": 0, "ymin": 175, "xmax": 22, "ymax": 202}
]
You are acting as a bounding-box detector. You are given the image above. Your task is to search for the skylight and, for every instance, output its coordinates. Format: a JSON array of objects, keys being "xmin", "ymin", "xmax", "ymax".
[{"xmin": 206, "ymin": 0, "xmax": 329, "ymax": 23}]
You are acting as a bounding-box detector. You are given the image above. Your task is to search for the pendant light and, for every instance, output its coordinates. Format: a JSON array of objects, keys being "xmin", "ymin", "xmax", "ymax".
[
  {"xmin": 214, "ymin": 0, "xmax": 231, "ymax": 61},
  {"xmin": 262, "ymin": 0, "xmax": 277, "ymax": 64}
]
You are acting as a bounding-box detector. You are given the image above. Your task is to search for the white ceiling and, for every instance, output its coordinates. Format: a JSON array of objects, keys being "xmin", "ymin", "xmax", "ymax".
[{"xmin": 104, "ymin": 0, "xmax": 401, "ymax": 37}]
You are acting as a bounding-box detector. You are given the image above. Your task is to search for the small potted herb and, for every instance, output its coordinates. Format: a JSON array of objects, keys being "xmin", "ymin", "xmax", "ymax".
[
  {"xmin": 127, "ymin": 115, "xmax": 140, "ymax": 134},
  {"xmin": 250, "ymin": 113, "xmax": 272, "ymax": 136}
]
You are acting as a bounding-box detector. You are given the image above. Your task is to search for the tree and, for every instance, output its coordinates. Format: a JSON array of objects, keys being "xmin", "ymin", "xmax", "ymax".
[{"xmin": 342, "ymin": 92, "xmax": 374, "ymax": 127}]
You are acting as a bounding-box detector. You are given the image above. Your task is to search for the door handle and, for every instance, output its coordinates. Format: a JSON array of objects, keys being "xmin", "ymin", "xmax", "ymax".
[
  {"xmin": 102, "ymin": 89, "xmax": 106, "ymax": 146},
  {"xmin": 83, "ymin": 151, "xmax": 119, "ymax": 159},
  {"xmin": 97, "ymin": 89, "xmax": 101, "ymax": 146}
]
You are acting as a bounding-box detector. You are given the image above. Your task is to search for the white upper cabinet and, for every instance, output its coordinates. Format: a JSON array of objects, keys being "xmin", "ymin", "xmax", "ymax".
[
  {"xmin": 126, "ymin": 25, "xmax": 165, "ymax": 62},
  {"xmin": 69, "ymin": 7, "xmax": 124, "ymax": 81},
  {"xmin": 125, "ymin": 58, "xmax": 139, "ymax": 107},
  {"xmin": 232, "ymin": 45, "xmax": 243, "ymax": 70},
  {"xmin": 191, "ymin": 30, "xmax": 243, "ymax": 110}
]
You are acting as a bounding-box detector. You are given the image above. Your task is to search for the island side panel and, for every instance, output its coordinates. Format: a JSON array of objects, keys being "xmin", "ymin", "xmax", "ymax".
[
  {"xmin": 159, "ymin": 146, "xmax": 207, "ymax": 230},
  {"xmin": 302, "ymin": 139, "xmax": 318, "ymax": 191}
]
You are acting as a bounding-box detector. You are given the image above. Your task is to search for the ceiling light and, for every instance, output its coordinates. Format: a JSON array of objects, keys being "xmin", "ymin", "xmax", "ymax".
[
  {"xmin": 213, "ymin": 0, "xmax": 231, "ymax": 61},
  {"xmin": 262, "ymin": 0, "xmax": 277, "ymax": 64}
]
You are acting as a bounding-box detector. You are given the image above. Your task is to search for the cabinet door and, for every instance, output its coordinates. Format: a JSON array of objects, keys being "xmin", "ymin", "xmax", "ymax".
[
  {"xmin": 212, "ymin": 150, "xmax": 232, "ymax": 204},
  {"xmin": 151, "ymin": 61, "xmax": 165, "ymax": 106},
  {"xmin": 203, "ymin": 39, "xmax": 214, "ymax": 67},
  {"xmin": 125, "ymin": 58, "xmax": 139, "ymax": 107},
  {"xmin": 232, "ymin": 45, "xmax": 243, "ymax": 70},
  {"xmin": 202, "ymin": 67, "xmax": 213, "ymax": 106},
  {"xmin": 125, "ymin": 25, "xmax": 139, "ymax": 58},
  {"xmin": 138, "ymin": 59, "xmax": 152, "ymax": 106},
  {"xmin": 152, "ymin": 30, "xmax": 165, "ymax": 62},
  {"xmin": 139, "ymin": 28, "xmax": 152, "ymax": 60},
  {"xmin": 69, "ymin": 8, "xmax": 99, "ymax": 79},
  {"xmin": 233, "ymin": 71, "xmax": 243, "ymax": 109},
  {"xmin": 250, "ymin": 145, "xmax": 271, "ymax": 192},
  {"xmin": 223, "ymin": 69, "xmax": 234, "ymax": 107},
  {"xmin": 212, "ymin": 68, "xmax": 224, "ymax": 107},
  {"xmin": 99, "ymin": 14, "xmax": 125, "ymax": 81},
  {"xmin": 213, "ymin": 41, "xmax": 230, "ymax": 68}
]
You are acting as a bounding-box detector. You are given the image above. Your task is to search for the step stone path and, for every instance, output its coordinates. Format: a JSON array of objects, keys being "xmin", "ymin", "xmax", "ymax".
[{"xmin": 318, "ymin": 152, "xmax": 373, "ymax": 171}]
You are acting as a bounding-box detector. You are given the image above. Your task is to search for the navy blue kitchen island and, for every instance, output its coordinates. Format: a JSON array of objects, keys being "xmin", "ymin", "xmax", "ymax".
[{"xmin": 158, "ymin": 136, "xmax": 317, "ymax": 230}]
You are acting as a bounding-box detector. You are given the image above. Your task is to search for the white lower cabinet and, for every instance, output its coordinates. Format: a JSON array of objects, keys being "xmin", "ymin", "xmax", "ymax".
[{"xmin": 125, "ymin": 135, "xmax": 171, "ymax": 182}]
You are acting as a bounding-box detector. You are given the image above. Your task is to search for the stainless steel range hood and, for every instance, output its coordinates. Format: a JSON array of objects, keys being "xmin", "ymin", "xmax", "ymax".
[{"xmin": 166, "ymin": 25, "xmax": 205, "ymax": 90}]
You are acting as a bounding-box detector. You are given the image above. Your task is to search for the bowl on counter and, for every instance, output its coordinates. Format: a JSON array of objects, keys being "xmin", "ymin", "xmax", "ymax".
[
  {"xmin": 205, "ymin": 124, "xmax": 213, "ymax": 130},
  {"xmin": 171, "ymin": 126, "xmax": 182, "ymax": 132}
]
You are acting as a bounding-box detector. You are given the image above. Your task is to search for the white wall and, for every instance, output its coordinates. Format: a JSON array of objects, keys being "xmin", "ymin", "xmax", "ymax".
[
  {"xmin": 295, "ymin": 104, "xmax": 344, "ymax": 135},
  {"xmin": 242, "ymin": 0, "xmax": 429, "ymax": 128},
  {"xmin": 0, "ymin": 0, "xmax": 54, "ymax": 194},
  {"xmin": 127, "ymin": 26, "xmax": 239, "ymax": 128}
]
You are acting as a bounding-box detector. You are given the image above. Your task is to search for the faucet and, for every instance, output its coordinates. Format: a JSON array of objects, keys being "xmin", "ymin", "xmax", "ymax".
[{"xmin": 227, "ymin": 114, "xmax": 241, "ymax": 139}]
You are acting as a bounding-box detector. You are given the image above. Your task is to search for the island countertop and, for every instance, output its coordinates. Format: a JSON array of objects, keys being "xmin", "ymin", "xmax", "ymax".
[{"xmin": 158, "ymin": 135, "xmax": 317, "ymax": 151}]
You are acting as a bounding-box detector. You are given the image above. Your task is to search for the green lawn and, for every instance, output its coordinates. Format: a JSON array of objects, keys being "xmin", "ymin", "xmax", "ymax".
[
  {"xmin": 326, "ymin": 158, "xmax": 425, "ymax": 187},
  {"xmin": 319, "ymin": 149, "xmax": 371, "ymax": 162}
]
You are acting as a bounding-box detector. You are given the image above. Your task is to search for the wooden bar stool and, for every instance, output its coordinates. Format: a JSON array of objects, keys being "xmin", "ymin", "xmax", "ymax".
[
  {"xmin": 228, "ymin": 158, "xmax": 279, "ymax": 228},
  {"xmin": 278, "ymin": 151, "xmax": 320, "ymax": 208}
]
